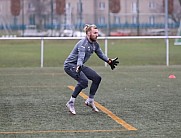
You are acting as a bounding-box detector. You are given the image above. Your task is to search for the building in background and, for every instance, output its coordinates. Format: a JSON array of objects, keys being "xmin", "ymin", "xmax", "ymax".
[{"xmin": 0, "ymin": 0, "xmax": 180, "ymax": 36}]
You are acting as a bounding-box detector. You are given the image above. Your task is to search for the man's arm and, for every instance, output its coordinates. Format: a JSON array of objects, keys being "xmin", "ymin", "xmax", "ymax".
[
  {"xmin": 95, "ymin": 43, "xmax": 119, "ymax": 70},
  {"xmin": 77, "ymin": 44, "xmax": 86, "ymax": 66},
  {"xmin": 95, "ymin": 43, "xmax": 109, "ymax": 62}
]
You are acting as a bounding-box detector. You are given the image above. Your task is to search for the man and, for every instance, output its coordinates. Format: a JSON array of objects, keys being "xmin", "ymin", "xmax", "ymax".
[{"xmin": 64, "ymin": 24, "xmax": 119, "ymax": 115}]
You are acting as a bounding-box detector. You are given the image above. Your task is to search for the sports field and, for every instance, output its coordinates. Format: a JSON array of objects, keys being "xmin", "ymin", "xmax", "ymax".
[
  {"xmin": 0, "ymin": 38, "xmax": 181, "ymax": 137},
  {"xmin": 0, "ymin": 66, "xmax": 181, "ymax": 138}
]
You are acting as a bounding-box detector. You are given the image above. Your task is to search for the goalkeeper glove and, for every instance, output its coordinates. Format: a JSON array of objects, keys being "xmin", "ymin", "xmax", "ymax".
[{"xmin": 108, "ymin": 57, "xmax": 119, "ymax": 70}]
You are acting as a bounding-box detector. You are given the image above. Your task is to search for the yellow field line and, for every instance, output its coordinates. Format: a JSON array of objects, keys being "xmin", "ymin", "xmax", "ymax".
[
  {"xmin": 68, "ymin": 85, "xmax": 137, "ymax": 131},
  {"xmin": 0, "ymin": 129, "xmax": 126, "ymax": 134}
]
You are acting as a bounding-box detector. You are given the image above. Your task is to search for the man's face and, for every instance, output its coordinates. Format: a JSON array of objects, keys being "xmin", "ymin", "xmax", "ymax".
[{"xmin": 89, "ymin": 28, "xmax": 99, "ymax": 42}]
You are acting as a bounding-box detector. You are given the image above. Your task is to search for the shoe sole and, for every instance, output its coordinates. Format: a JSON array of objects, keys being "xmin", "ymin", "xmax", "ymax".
[
  {"xmin": 66, "ymin": 104, "xmax": 76, "ymax": 115},
  {"xmin": 85, "ymin": 103, "xmax": 99, "ymax": 112}
]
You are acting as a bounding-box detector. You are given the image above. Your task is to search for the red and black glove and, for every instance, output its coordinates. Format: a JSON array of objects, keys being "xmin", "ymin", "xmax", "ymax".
[{"xmin": 108, "ymin": 57, "xmax": 119, "ymax": 70}]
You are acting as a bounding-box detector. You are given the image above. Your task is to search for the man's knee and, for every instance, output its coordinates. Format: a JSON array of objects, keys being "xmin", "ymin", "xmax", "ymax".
[
  {"xmin": 79, "ymin": 79, "xmax": 88, "ymax": 89},
  {"xmin": 93, "ymin": 75, "xmax": 102, "ymax": 84}
]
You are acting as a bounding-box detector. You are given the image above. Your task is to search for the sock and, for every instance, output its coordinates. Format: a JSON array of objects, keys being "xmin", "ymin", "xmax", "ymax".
[
  {"xmin": 87, "ymin": 97, "xmax": 94, "ymax": 103},
  {"xmin": 89, "ymin": 94, "xmax": 94, "ymax": 99},
  {"xmin": 69, "ymin": 96, "xmax": 75, "ymax": 103}
]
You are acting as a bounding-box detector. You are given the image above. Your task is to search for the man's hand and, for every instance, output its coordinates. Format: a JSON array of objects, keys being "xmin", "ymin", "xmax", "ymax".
[
  {"xmin": 108, "ymin": 57, "xmax": 119, "ymax": 70},
  {"xmin": 76, "ymin": 65, "xmax": 81, "ymax": 73}
]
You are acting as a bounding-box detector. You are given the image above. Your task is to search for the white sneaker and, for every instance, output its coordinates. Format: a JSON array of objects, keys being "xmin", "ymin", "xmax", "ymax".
[
  {"xmin": 85, "ymin": 99, "xmax": 99, "ymax": 112},
  {"xmin": 66, "ymin": 101, "xmax": 76, "ymax": 115}
]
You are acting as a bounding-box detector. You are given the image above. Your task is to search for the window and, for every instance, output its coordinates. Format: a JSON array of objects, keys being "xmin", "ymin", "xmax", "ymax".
[
  {"xmin": 77, "ymin": 2, "xmax": 83, "ymax": 13},
  {"xmin": 68, "ymin": 2, "xmax": 71, "ymax": 8},
  {"xmin": 29, "ymin": 14, "xmax": 35, "ymax": 25},
  {"xmin": 98, "ymin": 2, "xmax": 105, "ymax": 10},
  {"xmin": 0, "ymin": 5, "xmax": 2, "ymax": 13},
  {"xmin": 132, "ymin": 16, "xmax": 137, "ymax": 24},
  {"xmin": 28, "ymin": 3, "xmax": 35, "ymax": 11},
  {"xmin": 149, "ymin": 16, "xmax": 155, "ymax": 24},
  {"xmin": 66, "ymin": 2, "xmax": 71, "ymax": 12},
  {"xmin": 98, "ymin": 16, "xmax": 105, "ymax": 24},
  {"xmin": 149, "ymin": 1, "xmax": 155, "ymax": 9},
  {"xmin": 132, "ymin": 1, "xmax": 137, "ymax": 13},
  {"xmin": 114, "ymin": 16, "xmax": 121, "ymax": 24}
]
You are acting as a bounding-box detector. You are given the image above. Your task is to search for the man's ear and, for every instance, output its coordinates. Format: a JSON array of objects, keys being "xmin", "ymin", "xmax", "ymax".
[{"xmin": 87, "ymin": 31, "xmax": 91, "ymax": 36}]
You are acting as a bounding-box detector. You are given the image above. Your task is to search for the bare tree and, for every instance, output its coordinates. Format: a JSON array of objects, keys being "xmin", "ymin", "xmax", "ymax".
[
  {"xmin": 160, "ymin": 0, "xmax": 181, "ymax": 23},
  {"xmin": 170, "ymin": 0, "xmax": 181, "ymax": 23}
]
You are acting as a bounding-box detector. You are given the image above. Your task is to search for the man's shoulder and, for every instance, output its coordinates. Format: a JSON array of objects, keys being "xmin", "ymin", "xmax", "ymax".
[{"xmin": 78, "ymin": 37, "xmax": 88, "ymax": 46}]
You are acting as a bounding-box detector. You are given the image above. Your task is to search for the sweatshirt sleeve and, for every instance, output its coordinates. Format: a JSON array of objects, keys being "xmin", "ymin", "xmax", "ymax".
[
  {"xmin": 95, "ymin": 43, "xmax": 109, "ymax": 62},
  {"xmin": 77, "ymin": 44, "xmax": 86, "ymax": 66}
]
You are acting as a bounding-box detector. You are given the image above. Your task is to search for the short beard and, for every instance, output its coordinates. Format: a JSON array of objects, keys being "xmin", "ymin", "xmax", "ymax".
[{"xmin": 90, "ymin": 36, "xmax": 97, "ymax": 42}]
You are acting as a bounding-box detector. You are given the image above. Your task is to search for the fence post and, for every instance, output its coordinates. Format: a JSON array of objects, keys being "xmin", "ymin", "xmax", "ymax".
[
  {"xmin": 40, "ymin": 37, "xmax": 44, "ymax": 68},
  {"xmin": 165, "ymin": 0, "xmax": 169, "ymax": 66},
  {"xmin": 166, "ymin": 38, "xmax": 169, "ymax": 66},
  {"xmin": 104, "ymin": 38, "xmax": 108, "ymax": 67}
]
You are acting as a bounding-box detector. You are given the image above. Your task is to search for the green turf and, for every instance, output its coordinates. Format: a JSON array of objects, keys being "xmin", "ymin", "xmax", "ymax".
[
  {"xmin": 0, "ymin": 39, "xmax": 181, "ymax": 68},
  {"xmin": 0, "ymin": 66, "xmax": 181, "ymax": 137}
]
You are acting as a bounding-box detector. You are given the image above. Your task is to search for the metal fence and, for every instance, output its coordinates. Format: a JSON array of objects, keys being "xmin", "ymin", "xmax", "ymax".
[{"xmin": 1, "ymin": 36, "xmax": 181, "ymax": 67}]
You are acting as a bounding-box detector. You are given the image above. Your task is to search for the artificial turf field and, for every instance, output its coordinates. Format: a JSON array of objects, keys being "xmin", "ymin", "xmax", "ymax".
[
  {"xmin": 0, "ymin": 38, "xmax": 181, "ymax": 137},
  {"xmin": 0, "ymin": 66, "xmax": 181, "ymax": 138}
]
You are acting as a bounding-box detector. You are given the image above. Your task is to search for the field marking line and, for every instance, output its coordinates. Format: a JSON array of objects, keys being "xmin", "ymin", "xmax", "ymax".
[
  {"xmin": 0, "ymin": 129, "xmax": 126, "ymax": 134},
  {"xmin": 68, "ymin": 85, "xmax": 137, "ymax": 131}
]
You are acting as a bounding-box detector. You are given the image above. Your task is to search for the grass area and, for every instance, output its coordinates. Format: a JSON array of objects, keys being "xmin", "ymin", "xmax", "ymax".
[
  {"xmin": 0, "ymin": 66, "xmax": 181, "ymax": 137},
  {"xmin": 0, "ymin": 38, "xmax": 181, "ymax": 68}
]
